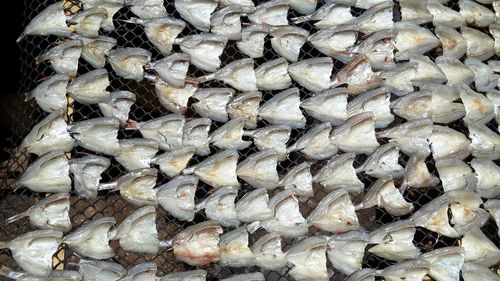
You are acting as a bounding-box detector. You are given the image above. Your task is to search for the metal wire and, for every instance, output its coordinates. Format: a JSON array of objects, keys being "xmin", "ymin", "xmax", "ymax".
[{"xmin": 1, "ymin": 0, "xmax": 500, "ymax": 280}]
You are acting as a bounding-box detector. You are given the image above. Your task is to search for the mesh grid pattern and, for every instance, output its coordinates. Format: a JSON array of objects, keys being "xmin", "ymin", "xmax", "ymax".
[{"xmin": 1, "ymin": 0, "xmax": 500, "ymax": 280}]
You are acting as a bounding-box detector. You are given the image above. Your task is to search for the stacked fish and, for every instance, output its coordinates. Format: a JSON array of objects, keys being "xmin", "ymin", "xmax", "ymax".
[{"xmin": 4, "ymin": 0, "xmax": 500, "ymax": 280}]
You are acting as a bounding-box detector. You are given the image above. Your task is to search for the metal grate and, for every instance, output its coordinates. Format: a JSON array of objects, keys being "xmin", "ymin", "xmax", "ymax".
[{"xmin": 1, "ymin": 0, "xmax": 500, "ymax": 280}]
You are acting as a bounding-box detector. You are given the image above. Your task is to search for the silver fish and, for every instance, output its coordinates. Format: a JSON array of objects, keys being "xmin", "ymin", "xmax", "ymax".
[
  {"xmin": 331, "ymin": 55, "xmax": 382, "ymax": 95},
  {"xmin": 464, "ymin": 58, "xmax": 499, "ymax": 92},
  {"xmin": 26, "ymin": 74, "xmax": 69, "ymax": 113},
  {"xmin": 327, "ymin": 231, "xmax": 369, "ymax": 275},
  {"xmin": 175, "ymin": 33, "xmax": 228, "ymax": 72},
  {"xmin": 36, "ymin": 40, "xmax": 82, "ymax": 76},
  {"xmin": 67, "ymin": 69, "xmax": 110, "ymax": 105},
  {"xmin": 67, "ymin": 8, "xmax": 107, "ymax": 38},
  {"xmin": 210, "ymin": 6, "xmax": 241, "ymax": 40},
  {"xmin": 120, "ymin": 263, "xmax": 157, "ymax": 281},
  {"xmin": 248, "ymin": 0, "xmax": 289, "ymax": 26},
  {"xmin": 278, "ymin": 162, "xmax": 313, "ymax": 197},
  {"xmin": 69, "ymin": 155, "xmax": 110, "ymax": 198},
  {"xmin": 172, "ymin": 221, "xmax": 223, "ymax": 266},
  {"xmin": 78, "ymin": 260, "xmax": 127, "ymax": 281},
  {"xmin": 470, "ymin": 158, "xmax": 500, "ymax": 198},
  {"xmin": 379, "ymin": 259, "xmax": 430, "ymax": 281},
  {"xmin": 152, "ymin": 146, "xmax": 196, "ymax": 177},
  {"xmin": 357, "ymin": 143, "xmax": 404, "ymax": 179},
  {"xmin": 288, "ymin": 123, "xmax": 338, "ymax": 160},
  {"xmin": 467, "ymin": 122, "xmax": 500, "ymax": 160},
  {"xmin": 288, "ymin": 57, "xmax": 333, "ymax": 93},
  {"xmin": 148, "ymin": 53, "xmax": 190, "ymax": 88},
  {"xmin": 199, "ymin": 186, "xmax": 239, "ymax": 227},
  {"xmin": 227, "ymin": 91, "xmax": 262, "ymax": 129},
  {"xmin": 368, "ymin": 220, "xmax": 421, "ymax": 261},
  {"xmin": 308, "ymin": 189, "xmax": 360, "ymax": 233},
  {"xmin": 80, "ymin": 0, "xmax": 123, "ymax": 32},
  {"xmin": 286, "ymin": 236, "xmax": 328, "ymax": 281},
  {"xmin": 107, "ymin": 48, "xmax": 152, "ymax": 81},
  {"xmin": 210, "ymin": 117, "xmax": 250, "ymax": 150},
  {"xmin": 148, "ymin": 76, "xmax": 197, "ymax": 114},
  {"xmin": 292, "ymin": 1, "xmax": 355, "ymax": 29},
  {"xmin": 427, "ymin": 1, "xmax": 464, "ymax": 28},
  {"xmin": 380, "ymin": 62, "xmax": 417, "ymax": 96},
  {"xmin": 269, "ymin": 25, "xmax": 309, "ymax": 62},
  {"xmin": 447, "ymin": 190, "xmax": 489, "ymax": 235},
  {"xmin": 355, "ymin": 0, "xmax": 392, "ymax": 9},
  {"xmin": 356, "ymin": 1, "xmax": 394, "ymax": 35},
  {"xmin": 377, "ymin": 118, "xmax": 433, "ymax": 157},
  {"xmin": 110, "ymin": 206, "xmax": 159, "ymax": 254},
  {"xmin": 69, "ymin": 117, "xmax": 120, "ymax": 156},
  {"xmin": 125, "ymin": 17, "xmax": 186, "ymax": 56},
  {"xmin": 235, "ymin": 188, "xmax": 273, "ymax": 222},
  {"xmin": 435, "ymin": 25, "xmax": 467, "ymax": 59},
  {"xmin": 421, "ymin": 247, "xmax": 464, "ymax": 281},
  {"xmin": 459, "ymin": 0, "xmax": 495, "ymax": 27},
  {"xmin": 358, "ymin": 176, "xmax": 414, "ymax": 216},
  {"xmin": 399, "ymin": 0, "xmax": 432, "ymax": 24},
  {"xmin": 261, "ymin": 189, "xmax": 308, "ymax": 238},
  {"xmin": 345, "ymin": 268, "xmax": 376, "ymax": 281},
  {"xmin": 411, "ymin": 195, "xmax": 460, "ymax": 238},
  {"xmin": 160, "ymin": 270, "xmax": 207, "ymax": 281},
  {"xmin": 435, "ymin": 158, "xmax": 475, "ymax": 192},
  {"xmin": 462, "ymin": 263, "xmax": 500, "ymax": 281},
  {"xmin": 115, "ymin": 138, "xmax": 159, "ymax": 171},
  {"xmin": 157, "ymin": 175, "xmax": 198, "ymax": 221},
  {"xmin": 101, "ymin": 168, "xmax": 159, "ymax": 206},
  {"xmin": 237, "ymin": 149, "xmax": 279, "ymax": 189},
  {"xmin": 491, "ymin": 23, "xmax": 500, "ymax": 57},
  {"xmin": 484, "ymin": 199, "xmax": 500, "ymax": 238},
  {"xmin": 132, "ymin": 114, "xmax": 185, "ymax": 151},
  {"xmin": 430, "ymin": 125, "xmax": 471, "ymax": 160},
  {"xmin": 197, "ymin": 58, "xmax": 257, "ymax": 92},
  {"xmin": 251, "ymin": 233, "xmax": 286, "ymax": 270},
  {"xmin": 331, "ymin": 112, "xmax": 379, "ymax": 155},
  {"xmin": 218, "ymin": 227, "xmax": 255, "ymax": 267},
  {"xmin": 257, "ymin": 87, "xmax": 306, "ymax": 129},
  {"xmin": 17, "ymin": 2, "xmax": 71, "ymax": 43},
  {"xmin": 127, "ymin": 0, "xmax": 167, "ymax": 20},
  {"xmin": 63, "ymin": 217, "xmax": 115, "ymax": 260},
  {"xmin": 390, "ymin": 90, "xmax": 432, "ymax": 121},
  {"xmin": 308, "ymin": 25, "xmax": 358, "ymax": 62},
  {"xmin": 80, "ymin": 36, "xmax": 117, "ymax": 69},
  {"xmin": 349, "ymin": 30, "xmax": 395, "ymax": 70},
  {"xmin": 236, "ymin": 25, "xmax": 268, "ymax": 58},
  {"xmin": 420, "ymin": 83, "xmax": 465, "ymax": 124},
  {"xmin": 6, "ymin": 193, "xmax": 71, "ymax": 232},
  {"xmin": 461, "ymin": 84, "xmax": 495, "ymax": 124},
  {"xmin": 219, "ymin": 0, "xmax": 255, "ymax": 13},
  {"xmin": 192, "ymin": 88, "xmax": 235, "ymax": 123},
  {"xmin": 220, "ymin": 273, "xmax": 264, "ymax": 281},
  {"xmin": 0, "ymin": 230, "xmax": 63, "ymax": 276},
  {"xmin": 245, "ymin": 124, "xmax": 291, "ymax": 160},
  {"xmin": 394, "ymin": 21, "xmax": 440, "ymax": 60},
  {"xmin": 462, "ymin": 227, "xmax": 500, "ymax": 267},
  {"xmin": 300, "ymin": 88, "xmax": 348, "ymax": 125},
  {"xmin": 461, "ymin": 26, "xmax": 494, "ymax": 61},
  {"xmin": 290, "ymin": 0, "xmax": 317, "ymax": 14},
  {"xmin": 255, "ymin": 57, "xmax": 292, "ymax": 91},
  {"xmin": 410, "ymin": 55, "xmax": 448, "ymax": 86},
  {"xmin": 175, "ymin": 0, "xmax": 218, "ymax": 32},
  {"xmin": 347, "ymin": 87, "xmax": 393, "ymax": 128},
  {"xmin": 184, "ymin": 149, "xmax": 240, "ymax": 188},
  {"xmin": 403, "ymin": 154, "xmax": 440, "ymax": 189},
  {"xmin": 183, "ymin": 118, "xmax": 211, "ymax": 156},
  {"xmin": 436, "ymin": 56, "xmax": 476, "ymax": 86},
  {"xmin": 19, "ymin": 151, "xmax": 71, "ymax": 193},
  {"xmin": 314, "ymin": 152, "xmax": 364, "ymax": 193},
  {"xmin": 98, "ymin": 91, "xmax": 136, "ymax": 126}
]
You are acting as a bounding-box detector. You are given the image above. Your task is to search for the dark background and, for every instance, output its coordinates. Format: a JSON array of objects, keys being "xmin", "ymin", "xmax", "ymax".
[{"xmin": 0, "ymin": 2, "xmax": 24, "ymax": 160}]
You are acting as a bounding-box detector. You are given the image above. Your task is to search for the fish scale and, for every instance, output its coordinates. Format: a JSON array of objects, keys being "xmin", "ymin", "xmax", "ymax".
[{"xmin": 3, "ymin": 0, "xmax": 500, "ymax": 280}]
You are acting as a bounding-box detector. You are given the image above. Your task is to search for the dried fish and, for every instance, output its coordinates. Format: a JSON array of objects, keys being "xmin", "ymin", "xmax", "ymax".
[
  {"xmin": 210, "ymin": 117, "xmax": 250, "ymax": 150},
  {"xmin": 248, "ymin": 0, "xmax": 289, "ymax": 26},
  {"xmin": 314, "ymin": 152, "xmax": 363, "ymax": 193},
  {"xmin": 236, "ymin": 25, "xmax": 268, "ymax": 58},
  {"xmin": 293, "ymin": 1, "xmax": 355, "ymax": 29},
  {"xmin": 289, "ymin": 0, "xmax": 316, "ymax": 14},
  {"xmin": 78, "ymin": 260, "xmax": 127, "ymax": 281},
  {"xmin": 368, "ymin": 220, "xmax": 421, "ymax": 261},
  {"xmin": 63, "ymin": 217, "xmax": 115, "ymax": 260},
  {"xmin": 227, "ymin": 91, "xmax": 262, "ymax": 129},
  {"xmin": 427, "ymin": 1, "xmax": 464, "ymax": 28},
  {"xmin": 67, "ymin": 69, "xmax": 110, "ymax": 105},
  {"xmin": 269, "ymin": 25, "xmax": 309, "ymax": 62},
  {"xmin": 421, "ymin": 83, "xmax": 465, "ymax": 124},
  {"xmin": 17, "ymin": 2, "xmax": 71, "ymax": 43},
  {"xmin": 470, "ymin": 158, "xmax": 500, "ymax": 198},
  {"xmin": 26, "ymin": 74, "xmax": 69, "ymax": 113},
  {"xmin": 447, "ymin": 190, "xmax": 489, "ymax": 235},
  {"xmin": 437, "ymin": 56, "xmax": 476, "ymax": 87},
  {"xmin": 462, "ymin": 263, "xmax": 500, "ymax": 281},
  {"xmin": 127, "ymin": 0, "xmax": 167, "ymax": 19},
  {"xmin": 197, "ymin": 58, "xmax": 257, "ymax": 92},
  {"xmin": 199, "ymin": 186, "xmax": 239, "ymax": 227},
  {"xmin": 379, "ymin": 259, "xmax": 430, "ymax": 281},
  {"xmin": 36, "ymin": 40, "xmax": 82, "ymax": 76},
  {"xmin": 288, "ymin": 123, "xmax": 338, "ymax": 160},
  {"xmin": 218, "ymin": 227, "xmax": 255, "ymax": 267},
  {"xmin": 246, "ymin": 125, "xmax": 291, "ymax": 160},
  {"xmin": 80, "ymin": 36, "xmax": 117, "ymax": 69},
  {"xmin": 435, "ymin": 158, "xmax": 475, "ymax": 192},
  {"xmin": 380, "ymin": 62, "xmax": 417, "ymax": 96},
  {"xmin": 422, "ymin": 247, "xmax": 464, "ymax": 281},
  {"xmin": 411, "ymin": 195, "xmax": 460, "ymax": 238},
  {"xmin": 131, "ymin": 114, "xmax": 185, "ymax": 151},
  {"xmin": 182, "ymin": 118, "xmax": 211, "ymax": 156},
  {"xmin": 237, "ymin": 149, "xmax": 279, "ymax": 189},
  {"xmin": 80, "ymin": 0, "xmax": 123, "ymax": 32},
  {"xmin": 403, "ymin": 154, "xmax": 440, "ymax": 189},
  {"xmin": 288, "ymin": 57, "xmax": 333, "ymax": 93},
  {"xmin": 261, "ymin": 189, "xmax": 308, "ymax": 238},
  {"xmin": 157, "ymin": 175, "xmax": 198, "ymax": 221},
  {"xmin": 107, "ymin": 48, "xmax": 151, "ymax": 81},
  {"xmin": 6, "ymin": 193, "xmax": 71, "ymax": 232},
  {"xmin": 69, "ymin": 117, "xmax": 121, "ymax": 156},
  {"xmin": 484, "ymin": 199, "xmax": 500, "ymax": 238},
  {"xmin": 210, "ymin": 6, "xmax": 242, "ymax": 40},
  {"xmin": 400, "ymin": 0, "xmax": 432, "ymax": 24},
  {"xmin": 331, "ymin": 112, "xmax": 379, "ymax": 155},
  {"xmin": 327, "ymin": 231, "xmax": 369, "ymax": 275},
  {"xmin": 148, "ymin": 53, "xmax": 190, "ymax": 88},
  {"xmin": 100, "ymin": 168, "xmax": 158, "ymax": 206},
  {"xmin": 175, "ymin": 33, "xmax": 228, "ymax": 72},
  {"xmin": 67, "ymin": 8, "xmax": 107, "ymax": 38},
  {"xmin": 149, "ymin": 76, "xmax": 197, "ymax": 114},
  {"xmin": 410, "ymin": 55, "xmax": 448, "ymax": 86},
  {"xmin": 356, "ymin": 1, "xmax": 394, "ymax": 35},
  {"xmin": 462, "ymin": 227, "xmax": 500, "ymax": 267},
  {"xmin": 347, "ymin": 87, "xmax": 393, "ymax": 128},
  {"xmin": 308, "ymin": 25, "xmax": 358, "ymax": 62},
  {"xmin": 349, "ymin": 30, "xmax": 395, "ymax": 70},
  {"xmin": 152, "ymin": 145, "xmax": 195, "ymax": 175},
  {"xmin": 487, "ymin": 91, "xmax": 500, "ymax": 132},
  {"xmin": 394, "ymin": 21, "xmax": 440, "ymax": 60},
  {"xmin": 69, "ymin": 155, "xmax": 110, "ymax": 198},
  {"xmin": 468, "ymin": 122, "xmax": 500, "ymax": 160},
  {"xmin": 172, "ymin": 221, "xmax": 222, "ymax": 266},
  {"xmin": 491, "ymin": 23, "xmax": 500, "ymax": 57},
  {"xmin": 464, "ymin": 58, "xmax": 499, "ymax": 92},
  {"xmin": 300, "ymin": 88, "xmax": 348, "ymax": 125},
  {"xmin": 461, "ymin": 26, "xmax": 494, "ymax": 61},
  {"xmin": 286, "ymin": 237, "xmax": 328, "ymax": 281},
  {"xmin": 331, "ymin": 55, "xmax": 382, "ymax": 95},
  {"xmin": 461, "ymin": 84, "xmax": 495, "ymax": 125},
  {"xmin": 98, "ymin": 91, "xmax": 136, "ymax": 126},
  {"xmin": 430, "ymin": 125, "xmax": 471, "ymax": 160},
  {"xmin": 160, "ymin": 270, "xmax": 207, "ymax": 281},
  {"xmin": 257, "ymin": 87, "xmax": 306, "ymax": 129},
  {"xmin": 357, "ymin": 143, "xmax": 404, "ymax": 179},
  {"xmin": 459, "ymin": 0, "xmax": 495, "ymax": 27},
  {"xmin": 435, "ymin": 25, "xmax": 467, "ymax": 59},
  {"xmin": 391, "ymin": 90, "xmax": 431, "ymax": 121},
  {"xmin": 175, "ymin": 0, "xmax": 218, "ymax": 32},
  {"xmin": 278, "ymin": 162, "xmax": 313, "ymax": 198},
  {"xmin": 358, "ymin": 176, "xmax": 414, "ymax": 216},
  {"xmin": 345, "ymin": 268, "xmax": 376, "ymax": 281},
  {"xmin": 120, "ymin": 263, "xmax": 157, "ymax": 281},
  {"xmin": 255, "ymin": 58, "xmax": 292, "ymax": 91},
  {"xmin": 235, "ymin": 188, "xmax": 273, "ymax": 222},
  {"xmin": 308, "ymin": 189, "xmax": 360, "ymax": 233},
  {"xmin": 377, "ymin": 118, "xmax": 433, "ymax": 157},
  {"xmin": 250, "ymin": 233, "xmax": 286, "ymax": 270},
  {"xmin": 184, "ymin": 149, "xmax": 240, "ymax": 188},
  {"xmin": 19, "ymin": 151, "xmax": 71, "ymax": 193},
  {"xmin": 192, "ymin": 88, "xmax": 235, "ymax": 123}
]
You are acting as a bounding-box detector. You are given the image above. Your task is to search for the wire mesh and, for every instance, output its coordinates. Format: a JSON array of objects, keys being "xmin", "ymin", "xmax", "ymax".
[{"xmin": 1, "ymin": 0, "xmax": 500, "ymax": 280}]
